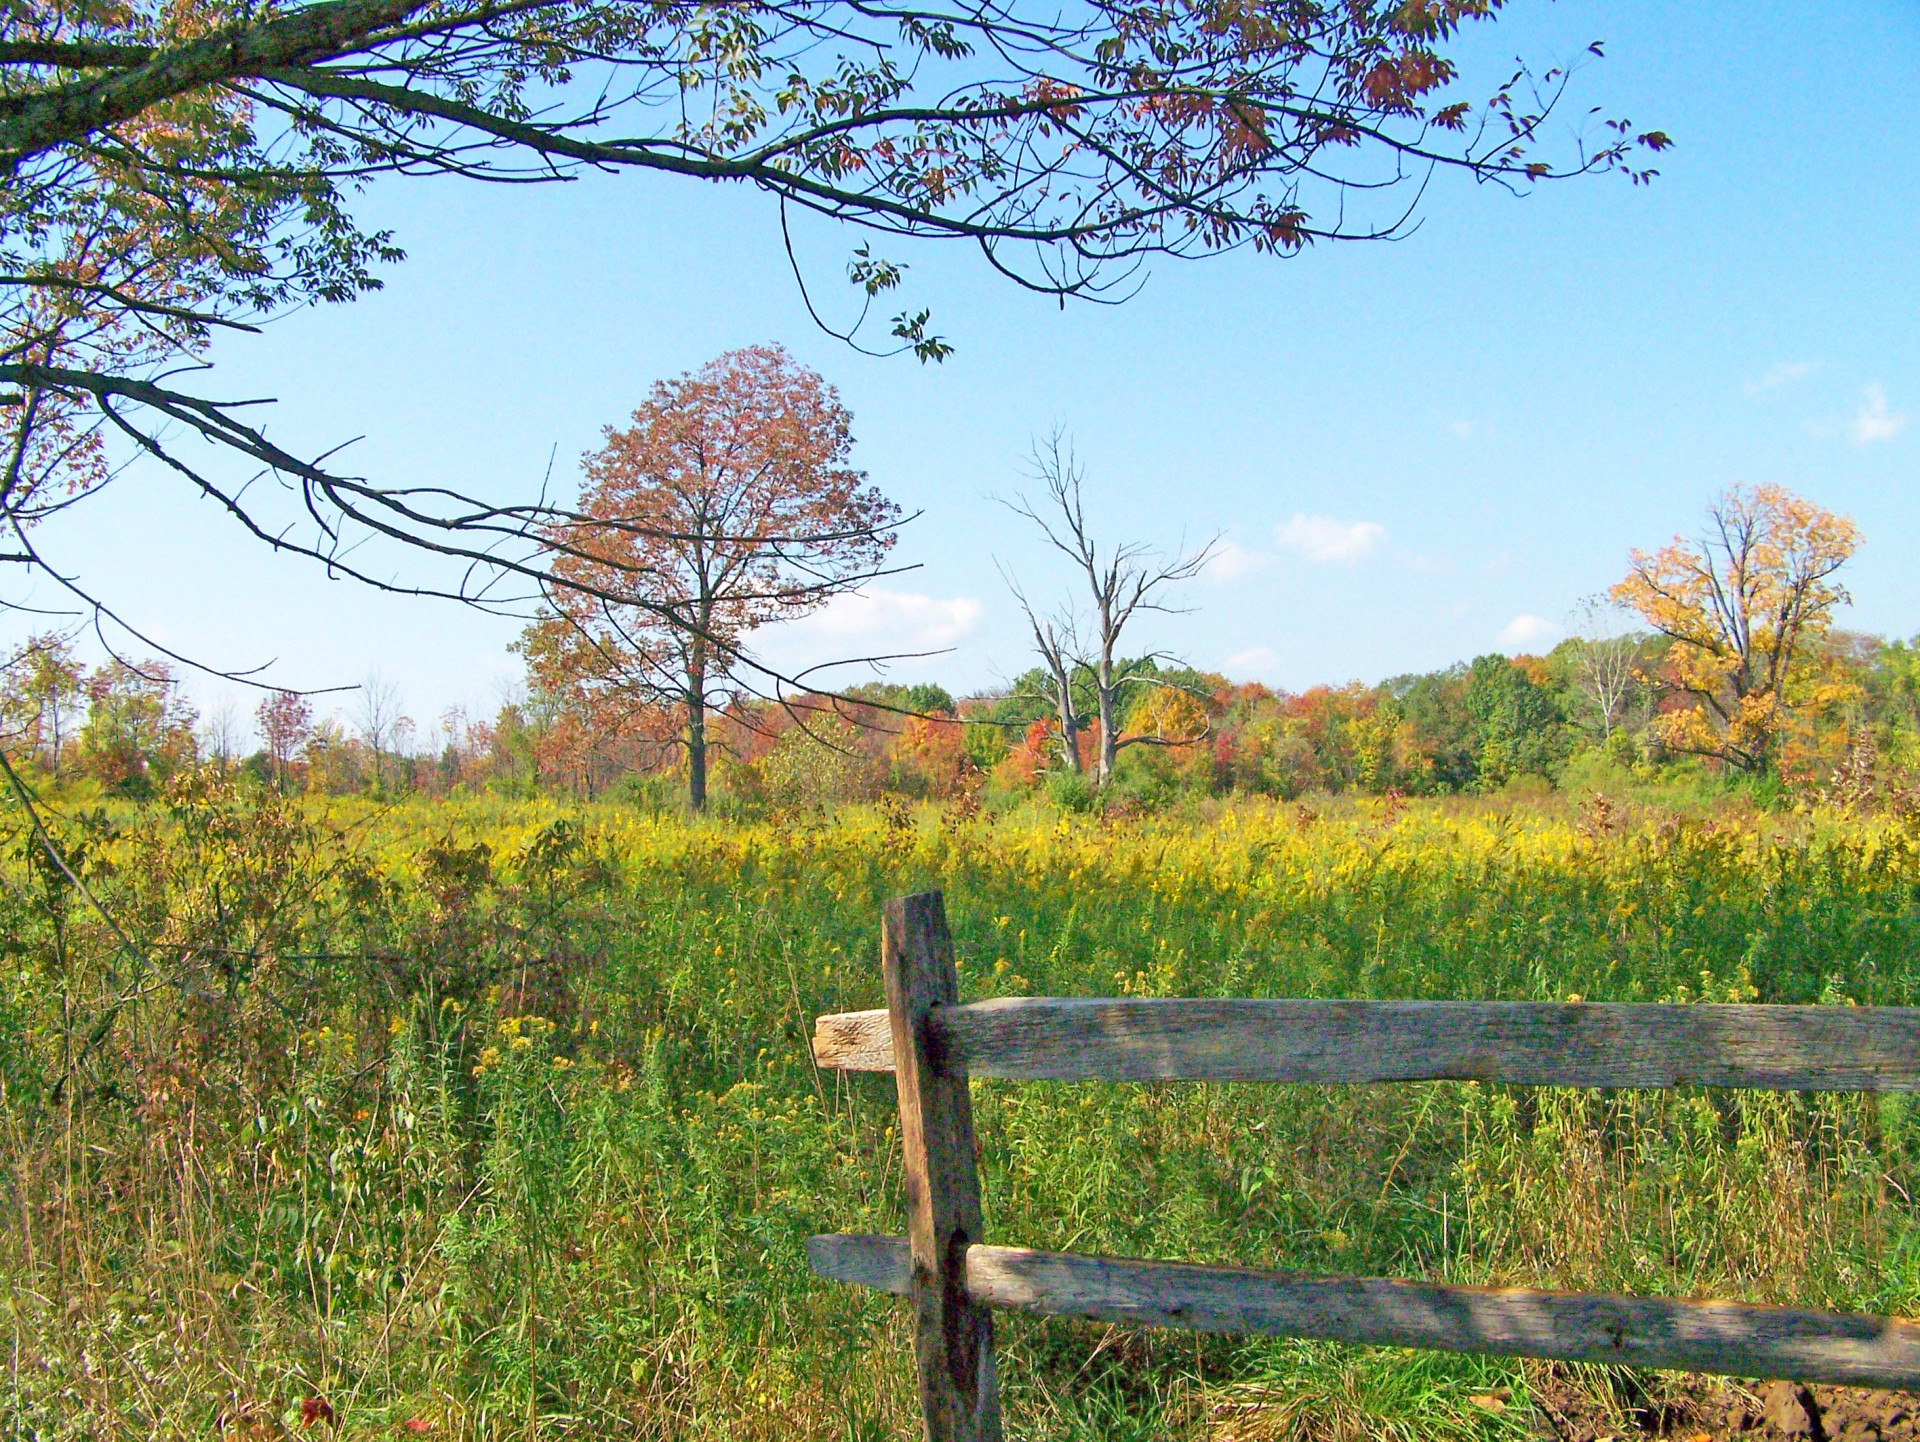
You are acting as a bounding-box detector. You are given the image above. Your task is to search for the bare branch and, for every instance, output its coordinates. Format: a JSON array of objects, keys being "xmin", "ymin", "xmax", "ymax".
[{"xmin": 999, "ymin": 428, "xmax": 1217, "ymax": 786}]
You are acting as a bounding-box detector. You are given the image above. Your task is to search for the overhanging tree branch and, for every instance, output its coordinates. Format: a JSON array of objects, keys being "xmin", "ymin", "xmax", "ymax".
[{"xmin": 0, "ymin": 0, "xmax": 1665, "ymax": 697}]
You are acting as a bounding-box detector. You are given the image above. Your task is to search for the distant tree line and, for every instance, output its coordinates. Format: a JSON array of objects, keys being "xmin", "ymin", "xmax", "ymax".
[
  {"xmin": 2, "ymin": 402, "xmax": 1889, "ymax": 815},
  {"xmin": 12, "ymin": 620, "xmax": 1920, "ymax": 813}
]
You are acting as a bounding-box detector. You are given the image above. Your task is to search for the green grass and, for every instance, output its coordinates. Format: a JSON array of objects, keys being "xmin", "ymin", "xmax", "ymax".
[{"xmin": 4, "ymin": 780, "xmax": 1920, "ymax": 1437}]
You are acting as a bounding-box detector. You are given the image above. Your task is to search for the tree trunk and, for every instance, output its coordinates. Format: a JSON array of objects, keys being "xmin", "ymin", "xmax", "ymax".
[
  {"xmin": 1096, "ymin": 654, "xmax": 1117, "ymax": 786},
  {"xmin": 686, "ymin": 645, "xmax": 708, "ymax": 812},
  {"xmin": 1052, "ymin": 670, "xmax": 1082, "ymax": 774}
]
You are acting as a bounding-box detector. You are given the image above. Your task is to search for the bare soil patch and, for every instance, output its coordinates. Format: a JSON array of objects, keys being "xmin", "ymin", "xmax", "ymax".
[{"xmin": 1529, "ymin": 1376, "xmax": 1920, "ymax": 1442}]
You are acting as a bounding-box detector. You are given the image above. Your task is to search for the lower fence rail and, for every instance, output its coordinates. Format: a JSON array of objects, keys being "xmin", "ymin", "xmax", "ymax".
[
  {"xmin": 809, "ymin": 891, "xmax": 1920, "ymax": 1442},
  {"xmin": 807, "ymin": 1234, "xmax": 1920, "ymax": 1392}
]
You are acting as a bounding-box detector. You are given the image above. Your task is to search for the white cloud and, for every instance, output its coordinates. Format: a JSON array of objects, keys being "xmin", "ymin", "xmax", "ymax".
[
  {"xmin": 1223, "ymin": 646, "xmax": 1280, "ymax": 678},
  {"xmin": 787, "ymin": 588, "xmax": 982, "ymax": 645},
  {"xmin": 1206, "ymin": 540, "xmax": 1271, "ymax": 581},
  {"xmin": 1747, "ymin": 359, "xmax": 1815, "ymax": 395},
  {"xmin": 1495, "ymin": 613, "xmax": 1560, "ymax": 653},
  {"xmin": 1445, "ymin": 419, "xmax": 1492, "ymax": 441},
  {"xmin": 1851, "ymin": 384, "xmax": 1910, "ymax": 444},
  {"xmin": 1274, "ymin": 513, "xmax": 1386, "ymax": 565},
  {"xmin": 753, "ymin": 588, "xmax": 983, "ymax": 680}
]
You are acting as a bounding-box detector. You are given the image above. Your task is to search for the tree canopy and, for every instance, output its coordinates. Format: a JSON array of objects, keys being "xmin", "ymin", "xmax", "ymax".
[
  {"xmin": 1612, "ymin": 485, "xmax": 1859, "ymax": 774},
  {"xmin": 0, "ymin": 0, "xmax": 1668, "ymax": 652},
  {"xmin": 522, "ymin": 344, "xmax": 898, "ymax": 809}
]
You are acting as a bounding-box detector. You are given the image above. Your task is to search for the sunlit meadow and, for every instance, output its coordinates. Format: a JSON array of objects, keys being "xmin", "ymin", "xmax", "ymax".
[{"xmin": 6, "ymin": 779, "xmax": 1920, "ymax": 1438}]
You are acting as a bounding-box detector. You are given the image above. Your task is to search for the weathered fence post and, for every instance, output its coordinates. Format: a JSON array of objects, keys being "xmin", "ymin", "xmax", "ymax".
[
  {"xmin": 811, "ymin": 936, "xmax": 1920, "ymax": 1403},
  {"xmin": 883, "ymin": 891, "xmax": 1001, "ymax": 1442}
]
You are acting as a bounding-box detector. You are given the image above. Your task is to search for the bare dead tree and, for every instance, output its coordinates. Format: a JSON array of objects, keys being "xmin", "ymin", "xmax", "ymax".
[
  {"xmin": 998, "ymin": 563, "xmax": 1084, "ymax": 774},
  {"xmin": 1002, "ymin": 432, "xmax": 1217, "ymax": 786},
  {"xmin": 355, "ymin": 671, "xmax": 405, "ymax": 792},
  {"xmin": 1565, "ymin": 595, "xmax": 1645, "ymax": 742},
  {"xmin": 201, "ymin": 698, "xmax": 243, "ymax": 767}
]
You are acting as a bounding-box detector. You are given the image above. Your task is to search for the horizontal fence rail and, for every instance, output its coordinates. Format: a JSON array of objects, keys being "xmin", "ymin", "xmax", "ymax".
[
  {"xmin": 812, "ymin": 996, "xmax": 1920, "ymax": 1092},
  {"xmin": 809, "ymin": 895, "xmax": 1920, "ymax": 1440},
  {"xmin": 807, "ymin": 1235, "xmax": 1920, "ymax": 1392}
]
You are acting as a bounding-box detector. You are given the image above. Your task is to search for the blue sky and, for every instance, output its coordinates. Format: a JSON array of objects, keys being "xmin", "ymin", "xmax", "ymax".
[{"xmin": 16, "ymin": 1, "xmax": 1918, "ymax": 739}]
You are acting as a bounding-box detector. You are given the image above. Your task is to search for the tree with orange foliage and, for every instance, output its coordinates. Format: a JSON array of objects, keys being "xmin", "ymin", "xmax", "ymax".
[
  {"xmin": 254, "ymin": 691, "xmax": 313, "ymax": 792},
  {"xmin": 1124, "ymin": 685, "xmax": 1209, "ymax": 751},
  {"xmin": 1611, "ymin": 485, "xmax": 1859, "ymax": 774},
  {"xmin": 527, "ymin": 347, "xmax": 900, "ymax": 811},
  {"xmin": 994, "ymin": 718, "xmax": 1056, "ymax": 790},
  {"xmin": 891, "ymin": 713, "xmax": 975, "ymax": 799}
]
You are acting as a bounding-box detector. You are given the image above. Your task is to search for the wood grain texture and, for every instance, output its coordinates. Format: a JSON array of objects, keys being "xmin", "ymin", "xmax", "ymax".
[
  {"xmin": 812, "ymin": 1007, "xmax": 891, "ymax": 1072},
  {"xmin": 808, "ymin": 1232, "xmax": 912, "ymax": 1294},
  {"xmin": 811, "ymin": 998, "xmax": 1920, "ymax": 1091},
  {"xmin": 808, "ymin": 1234, "xmax": 1920, "ymax": 1390},
  {"xmin": 884, "ymin": 893, "xmax": 1001, "ymax": 1442}
]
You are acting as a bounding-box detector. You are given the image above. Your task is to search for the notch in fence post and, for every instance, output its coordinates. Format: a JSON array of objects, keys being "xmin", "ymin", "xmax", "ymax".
[{"xmin": 884, "ymin": 891, "xmax": 1002, "ymax": 1442}]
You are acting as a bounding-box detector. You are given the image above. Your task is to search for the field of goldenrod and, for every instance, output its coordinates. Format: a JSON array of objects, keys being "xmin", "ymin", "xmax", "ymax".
[{"xmin": 6, "ymin": 780, "xmax": 1920, "ymax": 1438}]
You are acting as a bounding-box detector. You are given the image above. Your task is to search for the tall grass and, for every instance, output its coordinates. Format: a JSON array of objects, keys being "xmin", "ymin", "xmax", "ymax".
[{"xmin": 4, "ymin": 779, "xmax": 1920, "ymax": 1437}]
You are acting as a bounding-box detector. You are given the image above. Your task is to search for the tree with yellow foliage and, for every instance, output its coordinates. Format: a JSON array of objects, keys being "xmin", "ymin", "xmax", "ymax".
[
  {"xmin": 1124, "ymin": 685, "xmax": 1211, "ymax": 751},
  {"xmin": 1611, "ymin": 485, "xmax": 1859, "ymax": 774}
]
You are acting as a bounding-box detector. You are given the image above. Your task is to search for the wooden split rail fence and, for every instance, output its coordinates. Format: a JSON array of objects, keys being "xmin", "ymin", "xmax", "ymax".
[{"xmin": 807, "ymin": 891, "xmax": 1920, "ymax": 1442}]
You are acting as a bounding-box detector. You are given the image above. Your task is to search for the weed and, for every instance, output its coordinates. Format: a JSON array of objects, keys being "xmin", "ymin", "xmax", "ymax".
[{"xmin": 3, "ymin": 788, "xmax": 1919, "ymax": 1435}]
